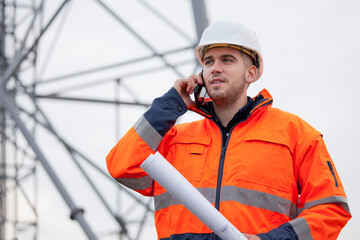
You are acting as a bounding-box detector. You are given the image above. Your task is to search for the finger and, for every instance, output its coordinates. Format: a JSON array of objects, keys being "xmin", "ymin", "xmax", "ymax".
[
  {"xmin": 187, "ymin": 80, "xmax": 195, "ymax": 94},
  {"xmin": 189, "ymin": 74, "xmax": 204, "ymax": 93},
  {"xmin": 242, "ymin": 233, "xmax": 252, "ymax": 238},
  {"xmin": 191, "ymin": 73, "xmax": 203, "ymax": 86},
  {"xmin": 174, "ymin": 79, "xmax": 189, "ymax": 95},
  {"xmin": 186, "ymin": 75, "xmax": 197, "ymax": 94},
  {"xmin": 197, "ymin": 71, "xmax": 204, "ymax": 85},
  {"xmin": 175, "ymin": 75, "xmax": 201, "ymax": 94}
]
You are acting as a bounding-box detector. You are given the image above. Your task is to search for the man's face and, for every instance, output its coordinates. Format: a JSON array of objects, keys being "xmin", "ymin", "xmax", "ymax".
[{"xmin": 202, "ymin": 47, "xmax": 248, "ymax": 107}]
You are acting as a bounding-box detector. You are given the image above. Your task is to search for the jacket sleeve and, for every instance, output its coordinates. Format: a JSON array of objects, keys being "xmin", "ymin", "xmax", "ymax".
[
  {"xmin": 106, "ymin": 87, "xmax": 187, "ymax": 196},
  {"xmin": 258, "ymin": 135, "xmax": 351, "ymax": 240}
]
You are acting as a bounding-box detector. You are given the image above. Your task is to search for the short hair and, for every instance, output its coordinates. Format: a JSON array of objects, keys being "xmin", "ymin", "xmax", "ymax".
[{"xmin": 238, "ymin": 50, "xmax": 254, "ymax": 68}]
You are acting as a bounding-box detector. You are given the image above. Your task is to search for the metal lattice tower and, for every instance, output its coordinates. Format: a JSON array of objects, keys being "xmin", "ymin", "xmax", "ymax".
[{"xmin": 0, "ymin": 0, "xmax": 208, "ymax": 239}]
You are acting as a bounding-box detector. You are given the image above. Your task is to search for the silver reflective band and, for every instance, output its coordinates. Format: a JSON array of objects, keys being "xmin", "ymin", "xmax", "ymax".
[
  {"xmin": 134, "ymin": 115, "xmax": 163, "ymax": 151},
  {"xmin": 298, "ymin": 195, "xmax": 351, "ymax": 216},
  {"xmin": 154, "ymin": 188, "xmax": 216, "ymax": 212},
  {"xmin": 116, "ymin": 175, "xmax": 153, "ymax": 191},
  {"xmin": 289, "ymin": 217, "xmax": 313, "ymax": 240},
  {"xmin": 154, "ymin": 185, "xmax": 297, "ymax": 219},
  {"xmin": 221, "ymin": 186, "xmax": 298, "ymax": 219}
]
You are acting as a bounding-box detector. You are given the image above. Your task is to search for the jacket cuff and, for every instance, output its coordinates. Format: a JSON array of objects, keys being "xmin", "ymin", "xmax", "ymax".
[
  {"xmin": 143, "ymin": 87, "xmax": 187, "ymax": 137},
  {"xmin": 257, "ymin": 222, "xmax": 299, "ymax": 240}
]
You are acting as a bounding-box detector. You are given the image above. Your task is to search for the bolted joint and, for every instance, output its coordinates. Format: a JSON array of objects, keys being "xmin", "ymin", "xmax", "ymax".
[{"xmin": 70, "ymin": 208, "xmax": 85, "ymax": 220}]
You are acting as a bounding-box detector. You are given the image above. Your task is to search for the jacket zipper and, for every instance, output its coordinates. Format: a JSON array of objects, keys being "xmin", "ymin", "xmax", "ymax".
[
  {"xmin": 327, "ymin": 161, "xmax": 339, "ymax": 187},
  {"xmin": 209, "ymin": 110, "xmax": 260, "ymax": 240},
  {"xmin": 215, "ymin": 131, "xmax": 230, "ymax": 210},
  {"xmin": 212, "ymin": 126, "xmax": 233, "ymax": 240}
]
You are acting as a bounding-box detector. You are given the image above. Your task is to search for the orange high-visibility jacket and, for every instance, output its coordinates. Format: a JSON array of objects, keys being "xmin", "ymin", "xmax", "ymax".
[{"xmin": 106, "ymin": 88, "xmax": 351, "ymax": 240}]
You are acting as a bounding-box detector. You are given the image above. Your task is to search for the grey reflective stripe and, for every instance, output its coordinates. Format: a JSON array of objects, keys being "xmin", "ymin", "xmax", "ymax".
[
  {"xmin": 134, "ymin": 115, "xmax": 163, "ymax": 151},
  {"xmin": 154, "ymin": 191, "xmax": 180, "ymax": 211},
  {"xmin": 298, "ymin": 195, "xmax": 351, "ymax": 216},
  {"xmin": 155, "ymin": 188, "xmax": 215, "ymax": 211},
  {"xmin": 289, "ymin": 217, "xmax": 313, "ymax": 240},
  {"xmin": 221, "ymin": 185, "xmax": 298, "ymax": 219},
  {"xmin": 116, "ymin": 175, "xmax": 153, "ymax": 191},
  {"xmin": 154, "ymin": 185, "xmax": 297, "ymax": 219}
]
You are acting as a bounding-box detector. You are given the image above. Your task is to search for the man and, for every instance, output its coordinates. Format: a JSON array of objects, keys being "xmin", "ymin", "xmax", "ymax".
[{"xmin": 106, "ymin": 21, "xmax": 351, "ymax": 239}]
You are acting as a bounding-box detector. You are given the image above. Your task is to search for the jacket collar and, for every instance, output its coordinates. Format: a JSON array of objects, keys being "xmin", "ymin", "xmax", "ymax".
[{"xmin": 189, "ymin": 88, "xmax": 273, "ymax": 123}]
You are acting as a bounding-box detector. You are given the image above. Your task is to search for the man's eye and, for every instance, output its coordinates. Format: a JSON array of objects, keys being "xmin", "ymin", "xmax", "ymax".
[{"xmin": 204, "ymin": 60, "xmax": 213, "ymax": 65}]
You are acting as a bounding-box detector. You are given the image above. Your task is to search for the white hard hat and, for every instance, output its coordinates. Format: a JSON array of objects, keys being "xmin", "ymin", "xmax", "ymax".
[{"xmin": 195, "ymin": 21, "xmax": 263, "ymax": 80}]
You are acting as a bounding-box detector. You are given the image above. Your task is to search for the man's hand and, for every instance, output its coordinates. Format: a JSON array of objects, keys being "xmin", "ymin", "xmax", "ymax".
[
  {"xmin": 243, "ymin": 233, "xmax": 261, "ymax": 240},
  {"xmin": 173, "ymin": 74, "xmax": 203, "ymax": 107}
]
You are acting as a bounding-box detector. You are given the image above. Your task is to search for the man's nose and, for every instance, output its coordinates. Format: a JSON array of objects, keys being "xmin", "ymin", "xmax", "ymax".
[{"xmin": 211, "ymin": 61, "xmax": 223, "ymax": 74}]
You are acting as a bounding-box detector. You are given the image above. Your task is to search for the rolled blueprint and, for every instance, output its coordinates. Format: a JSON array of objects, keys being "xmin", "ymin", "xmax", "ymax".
[{"xmin": 140, "ymin": 151, "xmax": 247, "ymax": 240}]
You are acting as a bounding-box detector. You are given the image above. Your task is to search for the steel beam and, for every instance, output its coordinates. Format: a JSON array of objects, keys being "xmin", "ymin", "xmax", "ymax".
[
  {"xmin": 0, "ymin": 86, "xmax": 98, "ymax": 240},
  {"xmin": 191, "ymin": 0, "xmax": 209, "ymax": 43}
]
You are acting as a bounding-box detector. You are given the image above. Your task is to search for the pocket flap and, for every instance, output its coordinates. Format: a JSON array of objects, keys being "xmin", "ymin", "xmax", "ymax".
[
  {"xmin": 190, "ymin": 144, "xmax": 205, "ymax": 154},
  {"xmin": 169, "ymin": 133, "xmax": 211, "ymax": 146},
  {"xmin": 245, "ymin": 129, "xmax": 295, "ymax": 153}
]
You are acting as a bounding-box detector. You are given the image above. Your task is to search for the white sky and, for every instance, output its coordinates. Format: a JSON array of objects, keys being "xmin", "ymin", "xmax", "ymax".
[{"xmin": 8, "ymin": 0, "xmax": 360, "ymax": 239}]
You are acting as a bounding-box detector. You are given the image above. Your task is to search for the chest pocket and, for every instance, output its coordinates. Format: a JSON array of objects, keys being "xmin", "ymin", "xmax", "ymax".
[
  {"xmin": 167, "ymin": 134, "xmax": 211, "ymax": 182},
  {"xmin": 239, "ymin": 129, "xmax": 295, "ymax": 194}
]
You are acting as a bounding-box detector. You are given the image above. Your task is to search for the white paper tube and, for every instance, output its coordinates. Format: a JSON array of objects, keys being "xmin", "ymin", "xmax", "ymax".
[{"xmin": 140, "ymin": 152, "xmax": 247, "ymax": 240}]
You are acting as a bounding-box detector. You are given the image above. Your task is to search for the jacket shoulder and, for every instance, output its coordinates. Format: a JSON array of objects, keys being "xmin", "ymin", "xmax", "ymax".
[
  {"xmin": 247, "ymin": 107, "xmax": 322, "ymax": 155},
  {"xmin": 262, "ymin": 107, "xmax": 320, "ymax": 135}
]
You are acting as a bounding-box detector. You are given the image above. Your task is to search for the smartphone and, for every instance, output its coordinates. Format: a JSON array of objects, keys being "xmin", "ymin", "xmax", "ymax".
[{"xmin": 194, "ymin": 70, "xmax": 206, "ymax": 109}]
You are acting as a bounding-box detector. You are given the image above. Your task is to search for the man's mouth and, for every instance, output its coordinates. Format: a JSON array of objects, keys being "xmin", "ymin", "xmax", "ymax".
[{"xmin": 210, "ymin": 77, "xmax": 225, "ymax": 85}]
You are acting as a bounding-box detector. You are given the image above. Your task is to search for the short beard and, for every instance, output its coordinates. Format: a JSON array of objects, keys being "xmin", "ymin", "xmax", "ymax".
[{"xmin": 207, "ymin": 74, "xmax": 246, "ymax": 108}]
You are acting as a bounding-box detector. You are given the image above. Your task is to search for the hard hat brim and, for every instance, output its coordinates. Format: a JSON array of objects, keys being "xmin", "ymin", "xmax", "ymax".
[{"xmin": 194, "ymin": 43, "xmax": 264, "ymax": 81}]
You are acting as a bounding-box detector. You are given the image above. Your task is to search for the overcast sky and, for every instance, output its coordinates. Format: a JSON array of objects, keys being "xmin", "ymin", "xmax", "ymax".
[{"xmin": 10, "ymin": 0, "xmax": 360, "ymax": 239}]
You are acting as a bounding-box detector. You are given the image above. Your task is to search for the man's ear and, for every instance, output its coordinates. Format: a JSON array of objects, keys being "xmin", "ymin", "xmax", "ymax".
[{"xmin": 245, "ymin": 65, "xmax": 259, "ymax": 84}]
